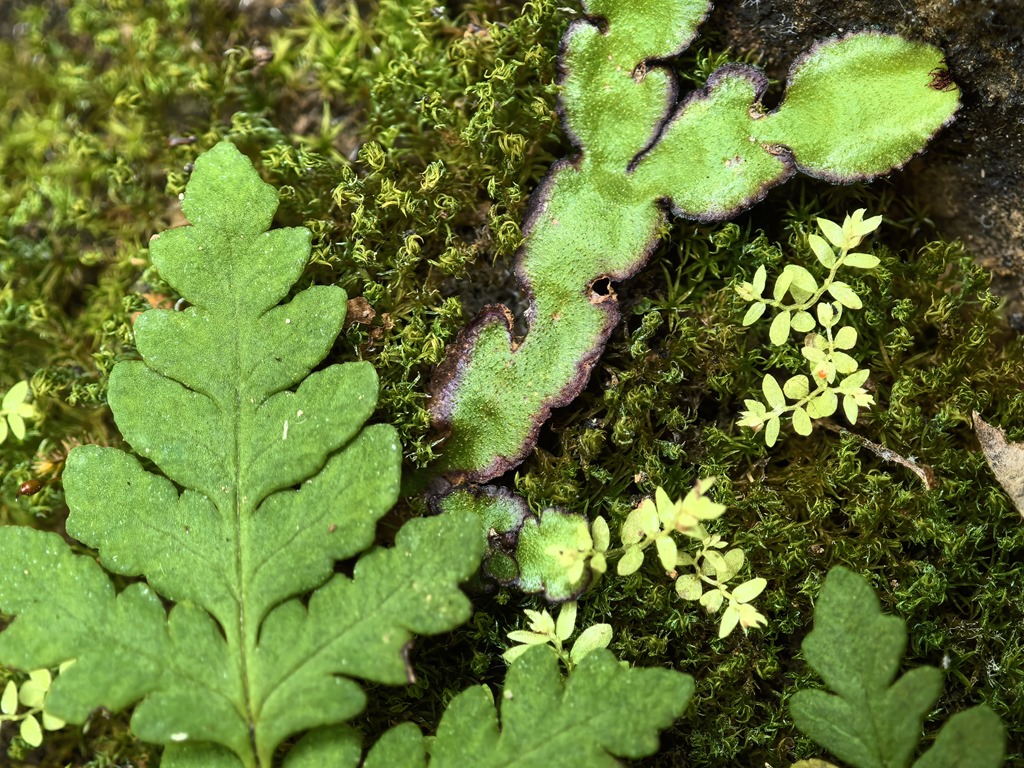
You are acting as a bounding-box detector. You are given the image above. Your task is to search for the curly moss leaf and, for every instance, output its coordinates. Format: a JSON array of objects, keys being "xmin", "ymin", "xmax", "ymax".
[
  {"xmin": 791, "ymin": 567, "xmax": 1004, "ymax": 768},
  {"xmin": 363, "ymin": 647, "xmax": 691, "ymax": 767},
  {"xmin": 0, "ymin": 141, "xmax": 483, "ymax": 768}
]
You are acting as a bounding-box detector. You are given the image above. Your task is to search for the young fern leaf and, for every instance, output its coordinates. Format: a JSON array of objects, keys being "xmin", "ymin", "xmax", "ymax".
[
  {"xmin": 355, "ymin": 648, "xmax": 693, "ymax": 767},
  {"xmin": 791, "ymin": 567, "xmax": 1005, "ymax": 768},
  {"xmin": 0, "ymin": 141, "xmax": 483, "ymax": 768}
]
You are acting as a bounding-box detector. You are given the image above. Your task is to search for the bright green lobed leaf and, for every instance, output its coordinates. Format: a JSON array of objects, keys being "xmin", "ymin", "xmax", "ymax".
[
  {"xmin": 844, "ymin": 252, "xmax": 882, "ymax": 269},
  {"xmin": 19, "ymin": 669, "xmax": 50, "ymax": 708},
  {"xmin": 817, "ymin": 302, "xmax": 836, "ymax": 327},
  {"xmin": 791, "ymin": 567, "xmax": 1005, "ymax": 768},
  {"xmin": 839, "ymin": 369, "xmax": 871, "ymax": 391},
  {"xmin": 701, "ymin": 589, "xmax": 725, "ymax": 614},
  {"xmin": 850, "ymin": 210, "xmax": 883, "ymax": 237},
  {"xmin": 792, "ymin": 311, "xmax": 816, "ymax": 333},
  {"xmin": 705, "ymin": 551, "xmax": 732, "ymax": 581},
  {"xmin": 818, "ymin": 217, "xmax": 846, "ymax": 248},
  {"xmin": 785, "ymin": 375, "xmax": 811, "ymax": 400},
  {"xmin": 754, "ymin": 35, "xmax": 958, "ymax": 180},
  {"xmin": 424, "ymin": 648, "xmax": 692, "ymax": 767},
  {"xmin": 1, "ymin": 380, "xmax": 28, "ymax": 412},
  {"xmin": 718, "ymin": 604, "xmax": 742, "ymax": 638},
  {"xmin": 785, "ymin": 265, "xmax": 819, "ymax": 293},
  {"xmin": 8, "ymin": 412, "xmax": 25, "ymax": 440},
  {"xmin": 0, "ymin": 142, "xmax": 483, "ymax": 768},
  {"xmin": 656, "ymin": 536, "xmax": 678, "ymax": 572},
  {"xmin": 731, "ymin": 578, "xmax": 766, "ymax": 603},
  {"xmin": 41, "ymin": 709, "xmax": 65, "ymax": 731},
  {"xmin": 650, "ymin": 486, "xmax": 672, "ymax": 526},
  {"xmin": 774, "ymin": 270, "xmax": 795, "ymax": 301},
  {"xmin": 506, "ymin": 631, "xmax": 552, "ymax": 647},
  {"xmin": 676, "ymin": 574, "xmax": 703, "ymax": 600},
  {"xmin": 843, "ymin": 394, "xmax": 860, "ymax": 424},
  {"xmin": 828, "ymin": 281, "xmax": 863, "ymax": 309},
  {"xmin": 806, "ymin": 389, "xmax": 839, "ymax": 418},
  {"xmin": 622, "ymin": 499, "xmax": 658, "ymax": 545},
  {"xmin": 762, "ymin": 374, "xmax": 786, "ymax": 409},
  {"xmin": 526, "ymin": 610, "xmax": 557, "ymax": 637},
  {"xmin": 720, "ymin": 549, "xmax": 744, "ymax": 581},
  {"xmin": 591, "ymin": 516, "xmax": 610, "ymax": 552},
  {"xmin": 752, "ymin": 264, "xmax": 767, "ymax": 295},
  {"xmin": 792, "ymin": 407, "xmax": 813, "ymax": 436},
  {"xmin": 832, "ymin": 351, "xmax": 859, "ymax": 374},
  {"xmin": 834, "ymin": 326, "xmax": 858, "ymax": 349}
]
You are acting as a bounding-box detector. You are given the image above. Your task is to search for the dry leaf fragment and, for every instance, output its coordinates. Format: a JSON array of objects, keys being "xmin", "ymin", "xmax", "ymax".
[
  {"xmin": 973, "ymin": 411, "xmax": 1024, "ymax": 519},
  {"xmin": 345, "ymin": 296, "xmax": 376, "ymax": 326}
]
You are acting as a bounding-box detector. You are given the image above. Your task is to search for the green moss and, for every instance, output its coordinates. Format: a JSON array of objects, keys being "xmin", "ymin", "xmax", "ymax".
[
  {"xmin": 501, "ymin": 189, "xmax": 1024, "ymax": 764},
  {"xmin": 1, "ymin": 0, "xmax": 1021, "ymax": 765}
]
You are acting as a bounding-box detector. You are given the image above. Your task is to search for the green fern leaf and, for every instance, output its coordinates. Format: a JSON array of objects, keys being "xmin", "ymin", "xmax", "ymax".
[
  {"xmin": 791, "ymin": 567, "xmax": 1005, "ymax": 768},
  {"xmin": 0, "ymin": 141, "xmax": 483, "ymax": 768},
  {"xmin": 322, "ymin": 647, "xmax": 691, "ymax": 767}
]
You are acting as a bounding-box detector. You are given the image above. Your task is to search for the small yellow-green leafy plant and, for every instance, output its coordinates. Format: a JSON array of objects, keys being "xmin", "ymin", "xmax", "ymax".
[
  {"xmin": 503, "ymin": 601, "xmax": 612, "ymax": 673},
  {"xmin": 736, "ymin": 210, "xmax": 880, "ymax": 446},
  {"xmin": 0, "ymin": 381, "xmax": 36, "ymax": 444},
  {"xmin": 617, "ymin": 481, "xmax": 767, "ymax": 639},
  {"xmin": 0, "ymin": 664, "xmax": 71, "ymax": 748}
]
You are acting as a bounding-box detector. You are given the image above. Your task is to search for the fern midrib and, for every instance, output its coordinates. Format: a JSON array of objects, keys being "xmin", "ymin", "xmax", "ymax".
[{"xmin": 228, "ymin": 254, "xmax": 260, "ymax": 768}]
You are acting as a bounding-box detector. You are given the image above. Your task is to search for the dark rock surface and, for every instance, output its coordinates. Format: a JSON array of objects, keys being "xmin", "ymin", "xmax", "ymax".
[{"xmin": 705, "ymin": 0, "xmax": 1024, "ymax": 298}]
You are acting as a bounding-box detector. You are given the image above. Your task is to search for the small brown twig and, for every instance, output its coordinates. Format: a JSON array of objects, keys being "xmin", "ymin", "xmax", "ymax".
[{"xmin": 818, "ymin": 420, "xmax": 936, "ymax": 490}]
